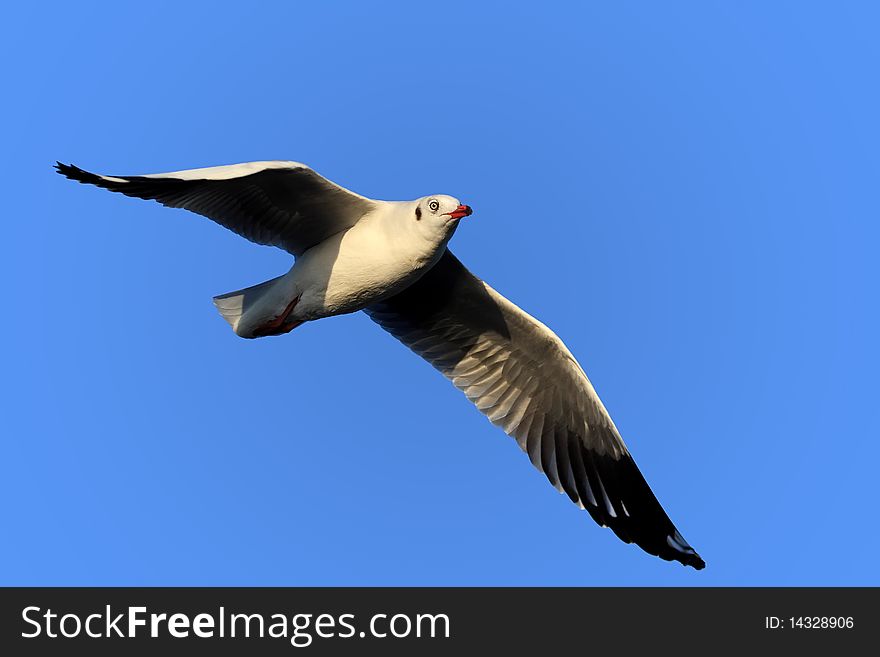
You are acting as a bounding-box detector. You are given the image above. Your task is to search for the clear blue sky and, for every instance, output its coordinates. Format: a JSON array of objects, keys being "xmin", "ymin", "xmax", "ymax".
[{"xmin": 2, "ymin": 2, "xmax": 878, "ymax": 585}]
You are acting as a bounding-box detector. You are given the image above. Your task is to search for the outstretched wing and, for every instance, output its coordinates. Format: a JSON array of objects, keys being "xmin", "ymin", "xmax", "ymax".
[
  {"xmin": 56, "ymin": 160, "xmax": 376, "ymax": 256},
  {"xmin": 365, "ymin": 250, "xmax": 705, "ymax": 569}
]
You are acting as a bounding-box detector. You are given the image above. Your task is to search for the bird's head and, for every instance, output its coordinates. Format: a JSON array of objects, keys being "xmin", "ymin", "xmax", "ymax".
[
  {"xmin": 400, "ymin": 195, "xmax": 473, "ymax": 254},
  {"xmin": 413, "ymin": 194, "xmax": 472, "ymax": 229}
]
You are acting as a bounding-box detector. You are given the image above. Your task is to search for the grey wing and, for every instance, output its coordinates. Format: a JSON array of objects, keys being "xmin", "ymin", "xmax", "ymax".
[
  {"xmin": 56, "ymin": 160, "xmax": 375, "ymax": 256},
  {"xmin": 365, "ymin": 250, "xmax": 705, "ymax": 569}
]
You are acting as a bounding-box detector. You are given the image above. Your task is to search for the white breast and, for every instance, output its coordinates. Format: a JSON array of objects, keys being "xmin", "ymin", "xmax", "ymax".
[{"xmin": 289, "ymin": 205, "xmax": 446, "ymax": 320}]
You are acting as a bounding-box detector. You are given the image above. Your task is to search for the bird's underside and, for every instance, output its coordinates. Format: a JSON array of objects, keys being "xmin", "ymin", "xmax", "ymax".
[{"xmin": 56, "ymin": 159, "xmax": 705, "ymax": 569}]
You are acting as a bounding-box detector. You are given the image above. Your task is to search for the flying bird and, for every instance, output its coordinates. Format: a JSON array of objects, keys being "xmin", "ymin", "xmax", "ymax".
[{"xmin": 56, "ymin": 160, "xmax": 705, "ymax": 569}]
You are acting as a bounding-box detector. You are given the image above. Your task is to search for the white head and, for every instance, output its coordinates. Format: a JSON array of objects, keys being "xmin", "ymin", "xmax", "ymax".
[{"xmin": 410, "ymin": 194, "xmax": 473, "ymax": 241}]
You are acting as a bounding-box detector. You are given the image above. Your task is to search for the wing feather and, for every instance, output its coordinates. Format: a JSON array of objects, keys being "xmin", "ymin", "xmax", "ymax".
[
  {"xmin": 56, "ymin": 160, "xmax": 375, "ymax": 256},
  {"xmin": 365, "ymin": 250, "xmax": 705, "ymax": 569}
]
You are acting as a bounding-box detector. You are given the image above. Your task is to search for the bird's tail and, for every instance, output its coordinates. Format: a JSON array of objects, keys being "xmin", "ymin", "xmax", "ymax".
[{"xmin": 212, "ymin": 275, "xmax": 286, "ymax": 335}]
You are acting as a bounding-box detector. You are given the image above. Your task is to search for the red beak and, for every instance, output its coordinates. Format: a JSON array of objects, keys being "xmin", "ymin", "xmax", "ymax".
[{"xmin": 445, "ymin": 204, "xmax": 473, "ymax": 220}]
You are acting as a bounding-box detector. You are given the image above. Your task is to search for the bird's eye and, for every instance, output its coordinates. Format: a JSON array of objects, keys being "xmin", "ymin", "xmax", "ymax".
[{"xmin": 428, "ymin": 199, "xmax": 440, "ymax": 212}]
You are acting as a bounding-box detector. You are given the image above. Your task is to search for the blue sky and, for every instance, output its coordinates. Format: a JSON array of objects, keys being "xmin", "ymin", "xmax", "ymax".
[{"xmin": 2, "ymin": 2, "xmax": 878, "ymax": 585}]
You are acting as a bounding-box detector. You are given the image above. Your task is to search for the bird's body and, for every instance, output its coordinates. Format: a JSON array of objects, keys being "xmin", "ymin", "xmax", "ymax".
[
  {"xmin": 57, "ymin": 159, "xmax": 705, "ymax": 569},
  {"xmin": 296, "ymin": 202, "xmax": 455, "ymax": 319},
  {"xmin": 214, "ymin": 199, "xmax": 459, "ymax": 337}
]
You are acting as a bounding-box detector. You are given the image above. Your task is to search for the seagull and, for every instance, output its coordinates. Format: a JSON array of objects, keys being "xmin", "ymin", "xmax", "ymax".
[{"xmin": 56, "ymin": 160, "xmax": 705, "ymax": 569}]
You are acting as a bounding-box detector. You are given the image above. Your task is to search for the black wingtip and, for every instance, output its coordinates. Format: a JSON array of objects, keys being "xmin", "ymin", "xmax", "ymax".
[
  {"xmin": 666, "ymin": 530, "xmax": 706, "ymax": 569},
  {"xmin": 55, "ymin": 161, "xmax": 83, "ymax": 181},
  {"xmin": 658, "ymin": 527, "xmax": 706, "ymax": 570},
  {"xmin": 681, "ymin": 552, "xmax": 707, "ymax": 570},
  {"xmin": 54, "ymin": 162, "xmax": 107, "ymax": 187},
  {"xmin": 576, "ymin": 448, "xmax": 706, "ymax": 571}
]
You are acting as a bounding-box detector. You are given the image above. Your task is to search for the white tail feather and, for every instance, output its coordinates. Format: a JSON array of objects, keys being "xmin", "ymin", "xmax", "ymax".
[{"xmin": 212, "ymin": 275, "xmax": 285, "ymax": 335}]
